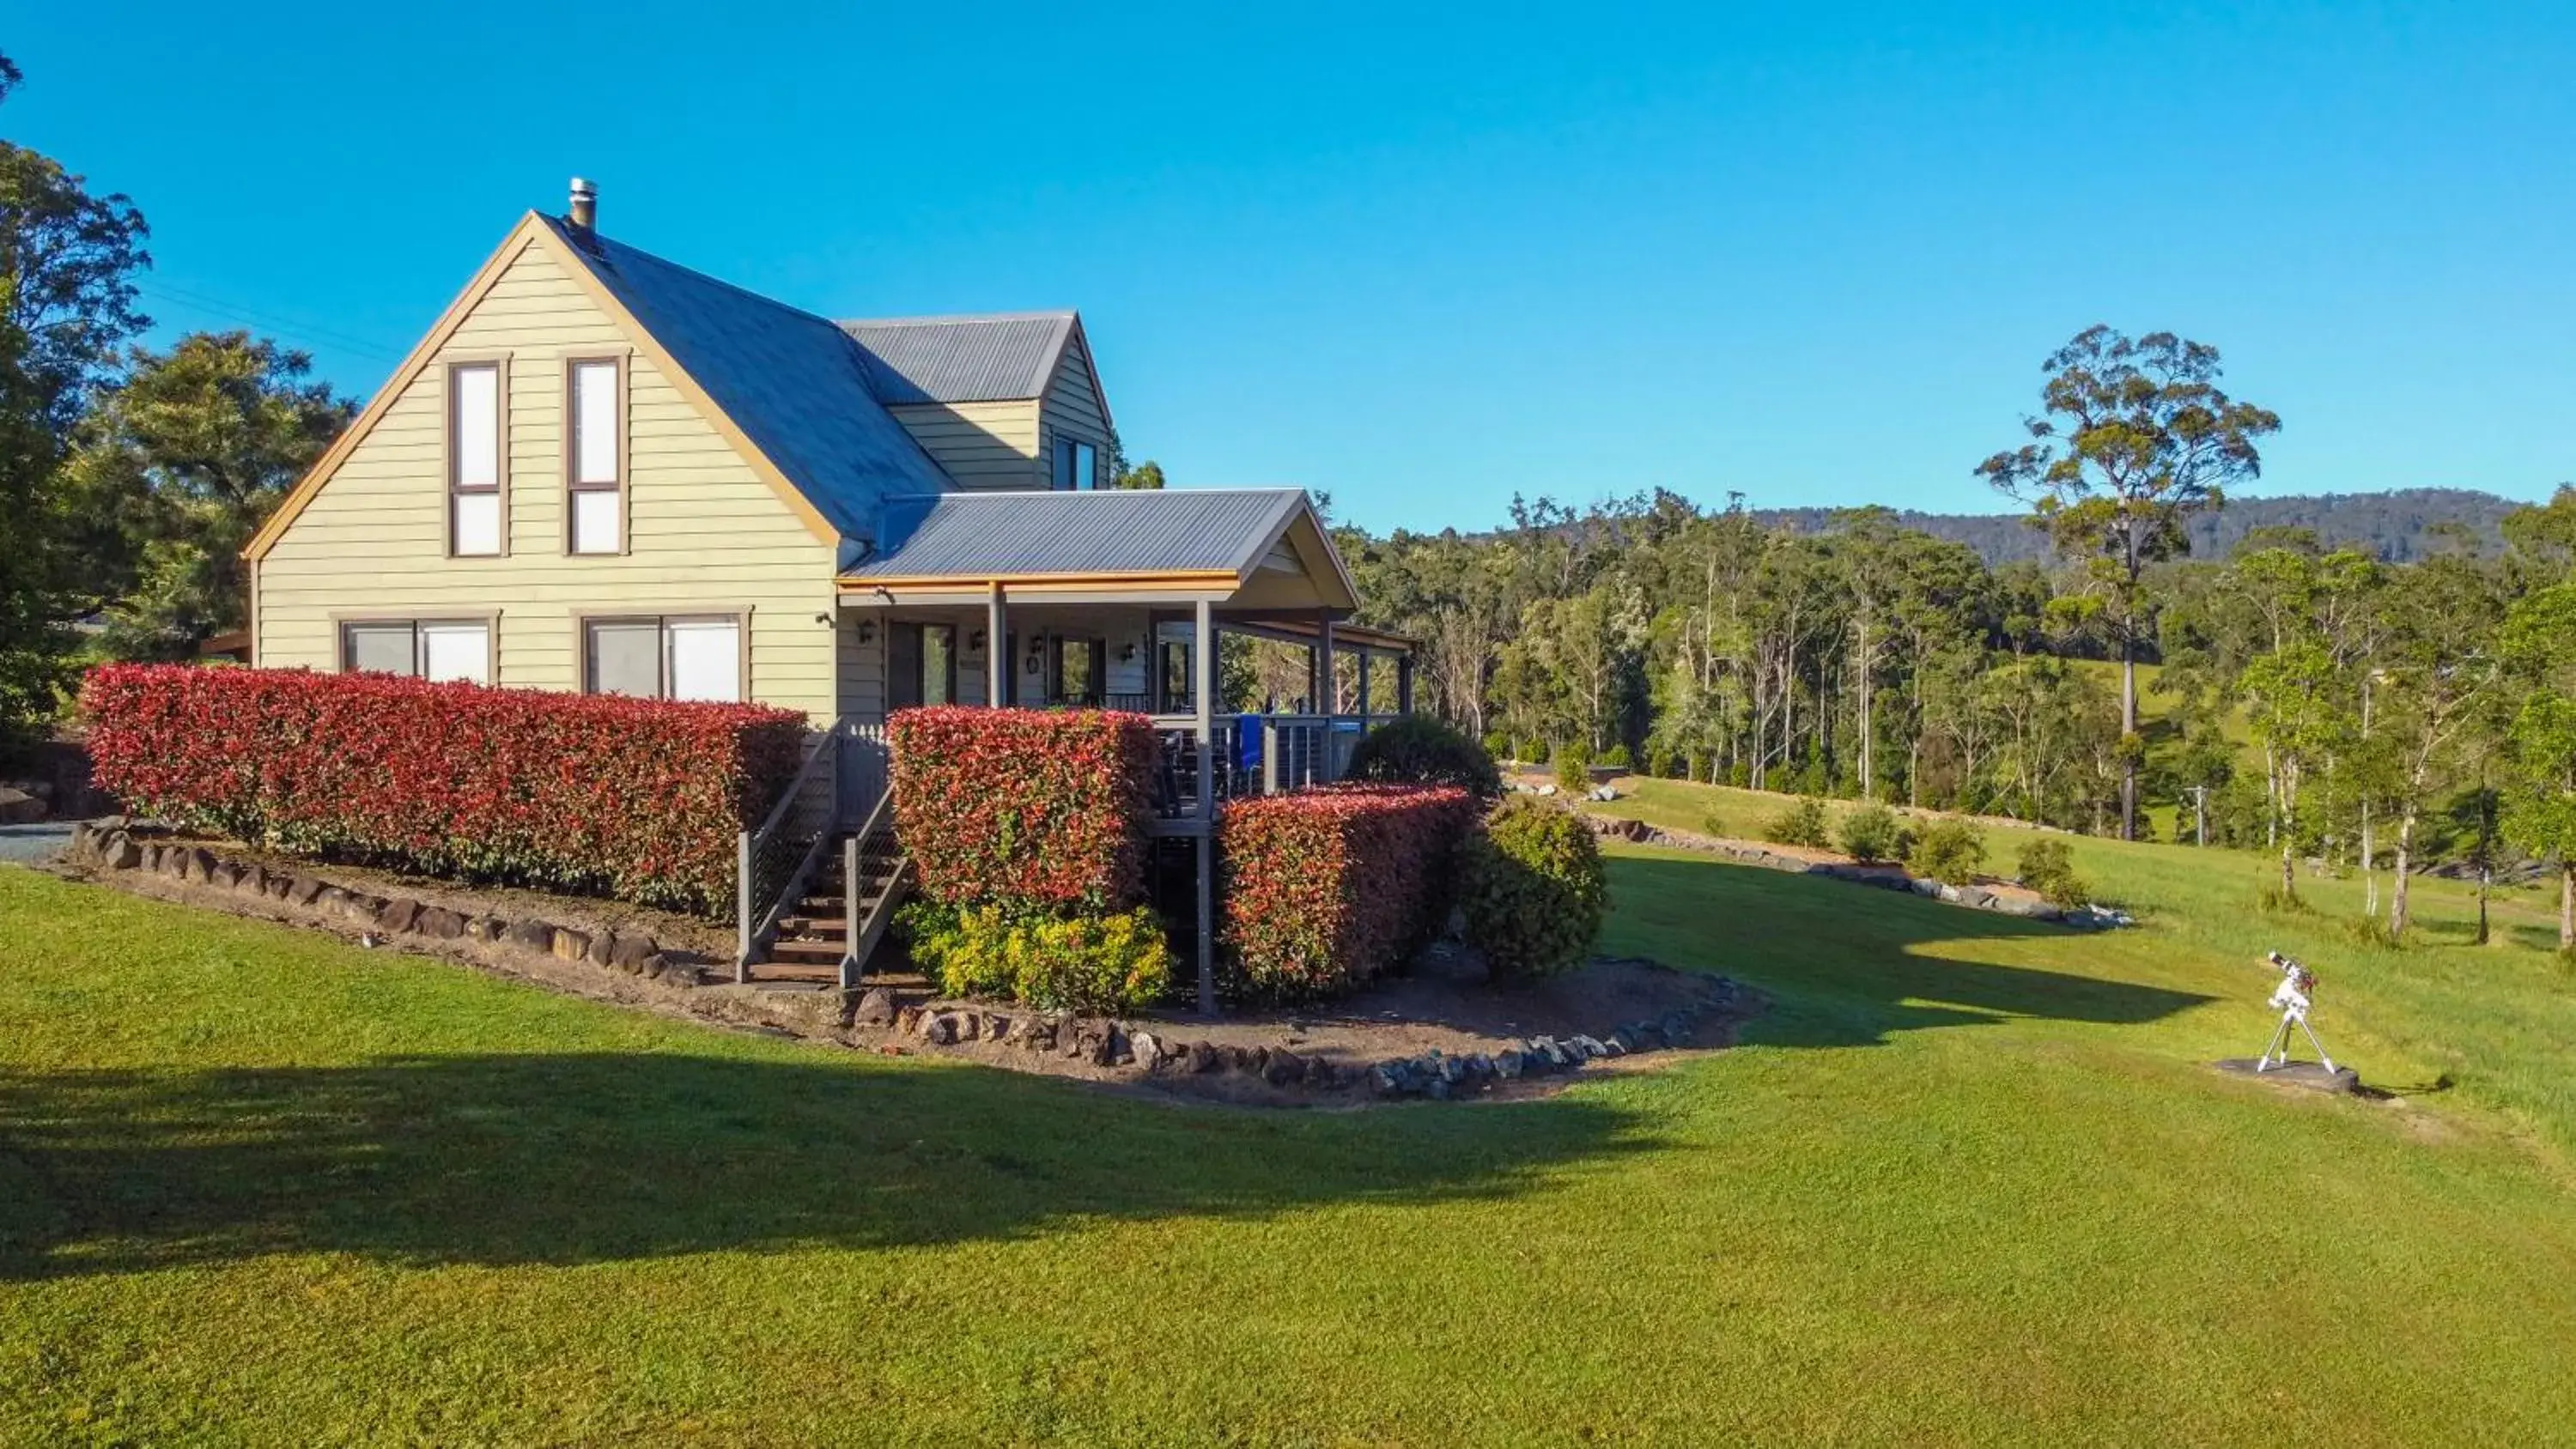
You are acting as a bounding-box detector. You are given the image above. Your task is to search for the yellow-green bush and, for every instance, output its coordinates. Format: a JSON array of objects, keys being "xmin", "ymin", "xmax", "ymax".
[{"xmin": 902, "ymin": 902, "xmax": 1173, "ymax": 1013}]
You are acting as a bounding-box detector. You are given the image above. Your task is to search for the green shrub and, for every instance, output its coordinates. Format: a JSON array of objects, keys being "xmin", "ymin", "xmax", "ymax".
[
  {"xmin": 1481, "ymin": 731, "xmax": 1512, "ymax": 762},
  {"xmin": 1646, "ymin": 748, "xmax": 1679, "ymax": 780},
  {"xmin": 1598, "ymin": 743, "xmax": 1632, "ymax": 770},
  {"xmin": 1764, "ymin": 796, "xmax": 1831, "ymax": 849},
  {"xmin": 2014, "ymin": 837, "xmax": 2093, "ymax": 909},
  {"xmin": 1727, "ymin": 761, "xmax": 1751, "ymax": 788},
  {"xmin": 1838, "ymin": 803, "xmax": 1906, "ymax": 863},
  {"xmin": 1553, "ymin": 743, "xmax": 1593, "ymax": 793},
  {"xmin": 1455, "ymin": 797, "xmax": 1608, "ymax": 979},
  {"xmin": 1344, "ymin": 714, "xmax": 1504, "ymax": 799},
  {"xmin": 902, "ymin": 900, "xmax": 1173, "ymax": 1012},
  {"xmin": 1699, "ymin": 808, "xmax": 1730, "ymax": 840},
  {"xmin": 1906, "ymin": 819, "xmax": 1987, "ymax": 885}
]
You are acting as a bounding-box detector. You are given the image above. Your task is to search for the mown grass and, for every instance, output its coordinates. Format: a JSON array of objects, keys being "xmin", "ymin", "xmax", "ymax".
[{"xmin": 4, "ymin": 808, "xmax": 2575, "ymax": 1445}]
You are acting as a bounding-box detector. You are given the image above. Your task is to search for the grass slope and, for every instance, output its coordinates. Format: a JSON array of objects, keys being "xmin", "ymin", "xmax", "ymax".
[{"xmin": 4, "ymin": 813, "xmax": 2574, "ymax": 1445}]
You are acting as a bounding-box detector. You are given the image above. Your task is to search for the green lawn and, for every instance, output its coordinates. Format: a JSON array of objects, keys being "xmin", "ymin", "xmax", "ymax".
[{"xmin": 4, "ymin": 798, "xmax": 2575, "ymax": 1445}]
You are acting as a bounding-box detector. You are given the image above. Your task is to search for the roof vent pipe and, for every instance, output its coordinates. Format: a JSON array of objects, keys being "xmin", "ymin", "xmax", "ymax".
[{"xmin": 568, "ymin": 178, "xmax": 598, "ymax": 231}]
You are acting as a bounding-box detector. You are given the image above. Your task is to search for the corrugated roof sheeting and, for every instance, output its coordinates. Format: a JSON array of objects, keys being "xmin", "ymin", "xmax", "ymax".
[
  {"xmin": 546, "ymin": 219, "xmax": 951, "ymax": 537},
  {"xmin": 839, "ymin": 313, "xmax": 1076, "ymax": 405},
  {"xmin": 848, "ymin": 488, "xmax": 1308, "ymax": 578}
]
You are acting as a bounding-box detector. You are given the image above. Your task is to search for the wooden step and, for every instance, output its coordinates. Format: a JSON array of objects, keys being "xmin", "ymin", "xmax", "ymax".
[
  {"xmin": 795, "ymin": 888, "xmax": 889, "ymax": 912},
  {"xmin": 767, "ymin": 938, "xmax": 851, "ymax": 963}
]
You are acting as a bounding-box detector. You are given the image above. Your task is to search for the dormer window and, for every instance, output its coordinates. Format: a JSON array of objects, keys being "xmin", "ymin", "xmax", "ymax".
[
  {"xmin": 568, "ymin": 356, "xmax": 624, "ymax": 553},
  {"xmin": 1051, "ymin": 434, "xmax": 1097, "ymax": 491},
  {"xmin": 447, "ymin": 362, "xmax": 504, "ymax": 555}
]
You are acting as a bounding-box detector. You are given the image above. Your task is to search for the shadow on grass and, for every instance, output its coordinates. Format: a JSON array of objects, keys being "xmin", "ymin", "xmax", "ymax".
[
  {"xmin": 0, "ymin": 1052, "xmax": 1653, "ymax": 1282},
  {"xmin": 1601, "ymin": 856, "xmax": 2215, "ymax": 1051}
]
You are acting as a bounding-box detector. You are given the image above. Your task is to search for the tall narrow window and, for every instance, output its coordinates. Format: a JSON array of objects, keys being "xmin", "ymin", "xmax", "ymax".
[
  {"xmin": 1051, "ymin": 435, "xmax": 1097, "ymax": 491},
  {"xmin": 568, "ymin": 357, "xmax": 623, "ymax": 554},
  {"xmin": 1049, "ymin": 636, "xmax": 1105, "ymax": 706},
  {"xmin": 448, "ymin": 363, "xmax": 502, "ymax": 555},
  {"xmin": 889, "ymin": 622, "xmax": 958, "ymax": 711}
]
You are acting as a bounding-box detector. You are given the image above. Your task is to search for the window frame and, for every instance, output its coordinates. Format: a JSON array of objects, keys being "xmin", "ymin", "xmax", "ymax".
[
  {"xmin": 575, "ymin": 609, "xmax": 751, "ymax": 702},
  {"xmin": 562, "ymin": 353, "xmax": 629, "ymax": 556},
  {"xmin": 444, "ymin": 358, "xmax": 508, "ymax": 558},
  {"xmin": 888, "ymin": 621, "xmax": 959, "ymax": 711},
  {"xmin": 1050, "ymin": 433, "xmax": 1099, "ymax": 492},
  {"xmin": 335, "ymin": 612, "xmax": 499, "ymax": 684},
  {"xmin": 1048, "ymin": 634, "xmax": 1107, "ymax": 706}
]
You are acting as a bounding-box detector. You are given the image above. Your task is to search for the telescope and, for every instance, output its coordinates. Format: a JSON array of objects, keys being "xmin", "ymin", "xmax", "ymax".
[{"xmin": 2254, "ymin": 950, "xmax": 2336, "ymax": 1074}]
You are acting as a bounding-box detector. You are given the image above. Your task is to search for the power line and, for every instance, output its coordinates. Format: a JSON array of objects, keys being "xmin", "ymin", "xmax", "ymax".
[{"xmin": 136, "ymin": 282, "xmax": 409, "ymax": 365}]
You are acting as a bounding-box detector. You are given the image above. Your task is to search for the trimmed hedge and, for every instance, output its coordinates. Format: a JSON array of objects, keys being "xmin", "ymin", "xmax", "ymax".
[
  {"xmin": 80, "ymin": 664, "xmax": 805, "ymax": 914},
  {"xmin": 889, "ymin": 706, "xmax": 1157, "ymax": 912},
  {"xmin": 1456, "ymin": 797, "xmax": 1608, "ymax": 979},
  {"xmin": 1219, "ymin": 784, "xmax": 1476, "ymax": 999},
  {"xmin": 1343, "ymin": 714, "xmax": 1504, "ymax": 799}
]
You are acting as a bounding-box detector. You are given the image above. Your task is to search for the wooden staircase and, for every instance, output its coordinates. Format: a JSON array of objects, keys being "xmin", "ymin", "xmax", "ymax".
[{"xmin": 755, "ymin": 815, "xmax": 910, "ymax": 986}]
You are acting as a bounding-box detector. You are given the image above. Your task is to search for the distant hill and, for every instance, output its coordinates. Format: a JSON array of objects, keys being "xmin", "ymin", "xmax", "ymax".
[{"xmin": 1756, "ymin": 488, "xmax": 2527, "ymax": 566}]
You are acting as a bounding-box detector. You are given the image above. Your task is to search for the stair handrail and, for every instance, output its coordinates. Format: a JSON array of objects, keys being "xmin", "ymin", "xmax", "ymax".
[
  {"xmin": 838, "ymin": 775, "xmax": 909, "ymax": 989},
  {"xmin": 736, "ymin": 718, "xmax": 854, "ymax": 973}
]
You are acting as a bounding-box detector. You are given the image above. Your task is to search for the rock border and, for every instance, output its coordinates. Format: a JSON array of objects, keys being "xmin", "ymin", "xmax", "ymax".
[
  {"xmin": 65, "ymin": 820, "xmax": 697, "ymax": 987},
  {"xmin": 1584, "ymin": 815, "xmax": 2135, "ymax": 930},
  {"xmin": 839, "ymin": 959, "xmax": 1750, "ymax": 1103}
]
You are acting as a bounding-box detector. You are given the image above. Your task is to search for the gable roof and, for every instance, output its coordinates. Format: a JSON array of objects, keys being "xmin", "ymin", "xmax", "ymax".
[
  {"xmin": 838, "ymin": 312, "xmax": 1077, "ymax": 405},
  {"xmin": 539, "ymin": 216, "xmax": 951, "ymax": 537},
  {"xmin": 246, "ymin": 212, "xmax": 955, "ymax": 561},
  {"xmin": 842, "ymin": 488, "xmax": 1355, "ymax": 607}
]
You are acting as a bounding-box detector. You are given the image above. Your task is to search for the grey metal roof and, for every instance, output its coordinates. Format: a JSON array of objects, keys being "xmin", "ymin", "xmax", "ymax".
[
  {"xmin": 838, "ymin": 313, "xmax": 1078, "ymax": 405},
  {"xmin": 544, "ymin": 217, "xmax": 952, "ymax": 537},
  {"xmin": 846, "ymin": 488, "xmax": 1310, "ymax": 579}
]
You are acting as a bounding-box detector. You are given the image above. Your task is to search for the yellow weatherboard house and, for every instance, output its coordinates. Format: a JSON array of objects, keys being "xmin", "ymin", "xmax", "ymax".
[{"xmin": 246, "ymin": 179, "xmax": 1416, "ymax": 989}]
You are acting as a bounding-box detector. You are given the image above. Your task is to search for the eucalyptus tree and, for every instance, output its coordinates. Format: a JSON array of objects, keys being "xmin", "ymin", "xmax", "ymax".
[
  {"xmin": 2373, "ymin": 553, "xmax": 2504, "ymax": 942},
  {"xmin": 1978, "ymin": 326, "xmax": 2281, "ymax": 840},
  {"xmin": 2239, "ymin": 641, "xmax": 2344, "ymax": 900},
  {"xmin": 2500, "ymin": 583, "xmax": 2576, "ymax": 947}
]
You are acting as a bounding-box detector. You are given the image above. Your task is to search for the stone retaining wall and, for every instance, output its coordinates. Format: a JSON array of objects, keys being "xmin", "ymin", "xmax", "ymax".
[{"xmin": 65, "ymin": 820, "xmax": 696, "ymax": 986}]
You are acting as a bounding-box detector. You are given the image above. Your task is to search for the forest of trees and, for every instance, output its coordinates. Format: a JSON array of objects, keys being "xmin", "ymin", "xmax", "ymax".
[
  {"xmin": 1325, "ymin": 488, "xmax": 2576, "ymax": 944},
  {"xmin": 1755, "ymin": 487, "xmax": 2525, "ymax": 567}
]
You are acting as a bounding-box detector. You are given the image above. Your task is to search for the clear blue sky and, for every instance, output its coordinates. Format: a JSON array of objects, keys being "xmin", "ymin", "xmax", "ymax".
[{"xmin": 10, "ymin": 2, "xmax": 2571, "ymax": 534}]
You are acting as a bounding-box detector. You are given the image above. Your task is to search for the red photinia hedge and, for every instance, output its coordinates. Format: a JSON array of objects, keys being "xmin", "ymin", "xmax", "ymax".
[
  {"xmin": 888, "ymin": 706, "xmax": 1157, "ymax": 911},
  {"xmin": 1218, "ymin": 783, "xmax": 1476, "ymax": 999},
  {"xmin": 80, "ymin": 664, "xmax": 806, "ymax": 914}
]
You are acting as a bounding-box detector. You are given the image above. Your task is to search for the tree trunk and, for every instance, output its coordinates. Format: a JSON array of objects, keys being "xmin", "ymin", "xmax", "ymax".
[
  {"xmin": 2361, "ymin": 801, "xmax": 2377, "ymax": 918},
  {"xmin": 2476, "ymin": 864, "xmax": 2491, "ymax": 947},
  {"xmin": 2119, "ymin": 640, "xmax": 2138, "ymax": 840},
  {"xmin": 2390, "ymin": 806, "xmax": 2416, "ymax": 943},
  {"xmin": 1856, "ymin": 617, "xmax": 1874, "ymax": 800},
  {"xmin": 2562, "ymin": 864, "xmax": 2573, "ymax": 951},
  {"xmin": 2358, "ymin": 676, "xmax": 2376, "ymax": 917}
]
